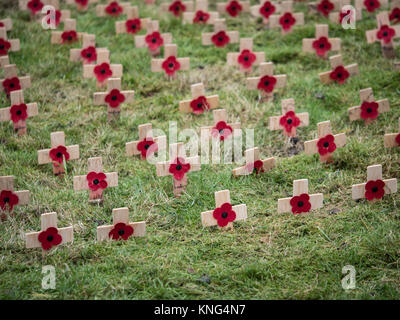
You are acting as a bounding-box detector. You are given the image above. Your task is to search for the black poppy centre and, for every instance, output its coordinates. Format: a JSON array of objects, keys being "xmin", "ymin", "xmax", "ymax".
[
  {"xmin": 144, "ymin": 144, "xmax": 150, "ymax": 150},
  {"xmin": 101, "ymin": 69, "xmax": 106, "ymax": 74},
  {"xmin": 16, "ymin": 110, "xmax": 22, "ymax": 115},
  {"xmin": 323, "ymin": 142, "xmax": 329, "ymax": 148},
  {"xmin": 287, "ymin": 118, "xmax": 293, "ymax": 124},
  {"xmin": 221, "ymin": 212, "xmax": 228, "ymax": 218},
  {"xmin": 152, "ymin": 38, "xmax": 157, "ymax": 43},
  {"xmin": 244, "ymin": 56, "xmax": 249, "ymax": 61},
  {"xmin": 372, "ymin": 186, "xmax": 378, "ymax": 192},
  {"xmin": 47, "ymin": 235, "xmax": 54, "ymax": 242},
  {"xmin": 284, "ymin": 19, "xmax": 290, "ymax": 23},
  {"xmin": 93, "ymin": 179, "xmax": 99, "ymax": 185},
  {"xmin": 56, "ymin": 152, "xmax": 62, "ymax": 158},
  {"xmin": 175, "ymin": 164, "xmax": 182, "ymax": 170},
  {"xmin": 118, "ymin": 229, "xmax": 125, "ymax": 236},
  {"xmin": 336, "ymin": 73, "xmax": 342, "ymax": 78},
  {"xmin": 383, "ymin": 31, "xmax": 388, "ymax": 37},
  {"xmin": 168, "ymin": 63, "xmax": 174, "ymax": 68},
  {"xmin": 367, "ymin": 108, "xmax": 372, "ymax": 113},
  {"xmin": 3, "ymin": 197, "xmax": 9, "ymax": 203},
  {"xmin": 0, "ymin": 45, "xmax": 4, "ymax": 50},
  {"xmin": 297, "ymin": 201, "xmax": 304, "ymax": 207},
  {"xmin": 218, "ymin": 36, "xmax": 223, "ymax": 42},
  {"xmin": 197, "ymin": 102, "xmax": 203, "ymax": 109},
  {"xmin": 319, "ymin": 43, "xmax": 325, "ymax": 48},
  {"xmin": 264, "ymin": 80, "xmax": 270, "ymax": 86},
  {"xmin": 9, "ymin": 83, "xmax": 14, "ymax": 88}
]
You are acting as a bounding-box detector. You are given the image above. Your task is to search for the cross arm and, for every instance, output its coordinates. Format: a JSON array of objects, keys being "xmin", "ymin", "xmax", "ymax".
[
  {"xmin": 352, "ymin": 178, "xmax": 397, "ymax": 200},
  {"xmin": 126, "ymin": 134, "xmax": 167, "ymax": 156},
  {"xmin": 96, "ymin": 2, "xmax": 130, "ymax": 16},
  {"xmin": 51, "ymin": 31, "xmax": 84, "ymax": 44},
  {"xmin": 73, "ymin": 172, "xmax": 118, "ymax": 191},
  {"xmin": 97, "ymin": 221, "xmax": 146, "ymax": 241},
  {"xmin": 38, "ymin": 145, "xmax": 80, "ymax": 164},
  {"xmin": 232, "ymin": 157, "xmax": 275, "ymax": 176},
  {"xmin": 304, "ymin": 133, "xmax": 346, "ymax": 154},
  {"xmin": 277, "ymin": 193, "xmax": 323, "ymax": 213},
  {"xmin": 93, "ymin": 90, "xmax": 134, "ymax": 106},
  {"xmin": 227, "ymin": 51, "xmax": 265, "ymax": 67},
  {"xmin": 0, "ymin": 103, "xmax": 38, "ymax": 122},
  {"xmin": 302, "ymin": 38, "xmax": 341, "ymax": 53},
  {"xmin": 269, "ymin": 112, "xmax": 309, "ymax": 130},
  {"xmin": 246, "ymin": 74, "xmax": 287, "ymax": 90},
  {"xmin": 319, "ymin": 64, "xmax": 358, "ymax": 84},
  {"xmin": 135, "ymin": 33, "xmax": 173, "ymax": 48},
  {"xmin": 179, "ymin": 94, "xmax": 219, "ymax": 112},
  {"xmin": 201, "ymin": 203, "xmax": 247, "ymax": 227},
  {"xmin": 183, "ymin": 11, "xmax": 219, "ymax": 24},
  {"xmin": 26, "ymin": 226, "xmax": 73, "ymax": 249},
  {"xmin": 349, "ymin": 98, "xmax": 390, "ymax": 121}
]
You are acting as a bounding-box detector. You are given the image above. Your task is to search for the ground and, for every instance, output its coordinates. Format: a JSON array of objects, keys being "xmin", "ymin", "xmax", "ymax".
[{"xmin": 0, "ymin": 1, "xmax": 399, "ymax": 299}]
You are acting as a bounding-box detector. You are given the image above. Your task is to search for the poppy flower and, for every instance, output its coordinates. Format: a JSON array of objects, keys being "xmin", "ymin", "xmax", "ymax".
[
  {"xmin": 86, "ymin": 172, "xmax": 108, "ymax": 191},
  {"xmin": 317, "ymin": 0, "xmax": 334, "ymax": 17},
  {"xmin": 211, "ymin": 31, "xmax": 230, "ymax": 47},
  {"xmin": 365, "ymin": 179, "xmax": 385, "ymax": 201},
  {"xmin": 0, "ymin": 38, "xmax": 11, "ymax": 56},
  {"xmin": 49, "ymin": 145, "xmax": 70, "ymax": 164},
  {"xmin": 259, "ymin": 1, "xmax": 276, "ymax": 19},
  {"xmin": 226, "ymin": 0, "xmax": 242, "ymax": 17},
  {"xmin": 389, "ymin": 8, "xmax": 400, "ymax": 24},
  {"xmin": 105, "ymin": 89, "xmax": 125, "ymax": 108},
  {"xmin": 94, "ymin": 62, "xmax": 113, "ymax": 83},
  {"xmin": 211, "ymin": 121, "xmax": 233, "ymax": 141},
  {"xmin": 162, "ymin": 56, "xmax": 181, "ymax": 76},
  {"xmin": 360, "ymin": 101, "xmax": 379, "ymax": 120},
  {"xmin": 38, "ymin": 227, "xmax": 62, "ymax": 250},
  {"xmin": 245, "ymin": 160, "xmax": 264, "ymax": 175},
  {"xmin": 2, "ymin": 77, "xmax": 21, "ymax": 95},
  {"xmin": 10, "ymin": 104, "xmax": 28, "ymax": 123},
  {"xmin": 279, "ymin": 12, "xmax": 296, "ymax": 31},
  {"xmin": 279, "ymin": 111, "xmax": 300, "ymax": 134},
  {"xmin": 61, "ymin": 30, "xmax": 78, "ymax": 44},
  {"xmin": 125, "ymin": 18, "xmax": 141, "ymax": 34},
  {"xmin": 137, "ymin": 137, "xmax": 158, "ymax": 158},
  {"xmin": 75, "ymin": 0, "xmax": 89, "ymax": 5},
  {"xmin": 145, "ymin": 31, "xmax": 164, "ymax": 51},
  {"xmin": 193, "ymin": 10, "xmax": 210, "ymax": 23},
  {"xmin": 237, "ymin": 49, "xmax": 256, "ymax": 69},
  {"xmin": 364, "ymin": 0, "xmax": 380, "ymax": 13},
  {"xmin": 108, "ymin": 222, "xmax": 134, "ymax": 240},
  {"xmin": 312, "ymin": 36, "xmax": 332, "ymax": 57},
  {"xmin": 27, "ymin": 0, "xmax": 44, "ymax": 14},
  {"xmin": 290, "ymin": 193, "xmax": 312, "ymax": 214},
  {"xmin": 0, "ymin": 190, "xmax": 19, "ymax": 211},
  {"xmin": 376, "ymin": 25, "xmax": 395, "ymax": 44},
  {"xmin": 257, "ymin": 75, "xmax": 277, "ymax": 93},
  {"xmin": 44, "ymin": 9, "xmax": 61, "ymax": 27},
  {"xmin": 395, "ymin": 133, "xmax": 400, "ymax": 146},
  {"xmin": 190, "ymin": 96, "xmax": 210, "ymax": 114},
  {"xmin": 213, "ymin": 202, "xmax": 236, "ymax": 227},
  {"xmin": 339, "ymin": 10, "xmax": 353, "ymax": 24},
  {"xmin": 169, "ymin": 157, "xmax": 191, "ymax": 180},
  {"xmin": 105, "ymin": 1, "xmax": 123, "ymax": 16},
  {"xmin": 329, "ymin": 65, "xmax": 349, "ymax": 84},
  {"xmin": 80, "ymin": 46, "xmax": 97, "ymax": 63},
  {"xmin": 0, "ymin": 22, "xmax": 4, "ymax": 27},
  {"xmin": 169, "ymin": 1, "xmax": 186, "ymax": 17},
  {"xmin": 317, "ymin": 134, "xmax": 336, "ymax": 156}
]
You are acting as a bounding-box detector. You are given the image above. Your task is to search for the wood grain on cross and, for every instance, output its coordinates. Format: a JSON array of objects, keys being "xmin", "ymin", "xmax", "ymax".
[
  {"xmin": 51, "ymin": 19, "xmax": 84, "ymax": 45},
  {"xmin": 151, "ymin": 44, "xmax": 190, "ymax": 80},
  {"xmin": 0, "ymin": 18, "xmax": 12, "ymax": 31},
  {"xmin": 329, "ymin": 0, "xmax": 362, "ymax": 24},
  {"xmin": 70, "ymin": 33, "xmax": 104, "ymax": 65},
  {"xmin": 179, "ymin": 83, "xmax": 219, "ymax": 114},
  {"xmin": 115, "ymin": 6, "xmax": 151, "ymax": 36},
  {"xmin": 96, "ymin": 0, "xmax": 130, "ymax": 17},
  {"xmin": 135, "ymin": 20, "xmax": 173, "ymax": 56},
  {"xmin": 319, "ymin": 54, "xmax": 358, "ymax": 84},
  {"xmin": 183, "ymin": 0, "xmax": 220, "ymax": 25},
  {"xmin": 201, "ymin": 18, "xmax": 239, "ymax": 46},
  {"xmin": 200, "ymin": 108, "xmax": 241, "ymax": 140},
  {"xmin": 66, "ymin": 0, "xmax": 99, "ymax": 11},
  {"xmin": 216, "ymin": 1, "xmax": 250, "ymax": 16},
  {"xmin": 227, "ymin": 38, "xmax": 265, "ymax": 73},
  {"xmin": 269, "ymin": 1, "xmax": 304, "ymax": 35},
  {"xmin": 232, "ymin": 147, "xmax": 275, "ymax": 176},
  {"xmin": 251, "ymin": 1, "xmax": 282, "ymax": 24},
  {"xmin": 0, "ymin": 64, "xmax": 31, "ymax": 93},
  {"xmin": 302, "ymin": 24, "xmax": 341, "ymax": 59},
  {"xmin": 0, "ymin": 175, "xmax": 30, "ymax": 220},
  {"xmin": 384, "ymin": 118, "xmax": 400, "ymax": 148},
  {"xmin": 0, "ymin": 27, "xmax": 20, "ymax": 55}
]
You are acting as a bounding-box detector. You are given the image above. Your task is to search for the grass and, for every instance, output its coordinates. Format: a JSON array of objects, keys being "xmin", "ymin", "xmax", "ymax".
[{"xmin": 0, "ymin": 1, "xmax": 400, "ymax": 300}]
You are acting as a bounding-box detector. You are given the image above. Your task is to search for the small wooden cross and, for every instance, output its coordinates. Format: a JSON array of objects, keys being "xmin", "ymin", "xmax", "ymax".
[
  {"xmin": 161, "ymin": 0, "xmax": 194, "ymax": 17},
  {"xmin": 37, "ymin": 131, "xmax": 80, "ymax": 175},
  {"xmin": 201, "ymin": 190, "xmax": 247, "ymax": 229},
  {"xmin": 319, "ymin": 54, "xmax": 358, "ymax": 85},
  {"xmin": 227, "ymin": 38, "xmax": 265, "ymax": 73},
  {"xmin": 179, "ymin": 83, "xmax": 219, "ymax": 115},
  {"xmin": 73, "ymin": 157, "xmax": 118, "ymax": 203},
  {"xmin": 1, "ymin": 64, "xmax": 31, "ymax": 95},
  {"xmin": 304, "ymin": 120, "xmax": 346, "ymax": 163},
  {"xmin": 348, "ymin": 88, "xmax": 390, "ymax": 125},
  {"xmin": 156, "ymin": 142, "xmax": 201, "ymax": 196},
  {"xmin": 51, "ymin": 19, "xmax": 83, "ymax": 45},
  {"xmin": 246, "ymin": 62, "xmax": 287, "ymax": 102},
  {"xmin": 384, "ymin": 118, "xmax": 400, "ymax": 148},
  {"xmin": 268, "ymin": 1, "xmax": 304, "ymax": 35},
  {"xmin": 135, "ymin": 20, "xmax": 173, "ymax": 56},
  {"xmin": 115, "ymin": 6, "xmax": 151, "ymax": 36},
  {"xmin": 151, "ymin": 44, "xmax": 190, "ymax": 80},
  {"xmin": 25, "ymin": 212, "xmax": 73, "ymax": 252},
  {"xmin": 0, "ymin": 27, "xmax": 19, "ymax": 57},
  {"xmin": 97, "ymin": 207, "xmax": 146, "ymax": 242},
  {"xmin": 232, "ymin": 147, "xmax": 276, "ymax": 177},
  {"xmin": 390, "ymin": 0, "xmax": 400, "ymax": 24},
  {"xmin": 0, "ymin": 18, "xmax": 12, "ymax": 31},
  {"xmin": 0, "ymin": 90, "xmax": 38, "ymax": 135},
  {"xmin": 268, "ymin": 98, "xmax": 309, "ymax": 137},
  {"xmin": 329, "ymin": 0, "xmax": 362, "ymax": 24},
  {"xmin": 216, "ymin": 1, "xmax": 250, "ymax": 17},
  {"xmin": 66, "ymin": 0, "xmax": 99, "ymax": 11},
  {"xmin": 278, "ymin": 179, "xmax": 323, "ymax": 214},
  {"xmin": 126, "ymin": 123, "xmax": 167, "ymax": 160},
  {"xmin": 302, "ymin": 24, "xmax": 341, "ymax": 59},
  {"xmin": 250, "ymin": 1, "xmax": 282, "ymax": 25},
  {"xmin": 0, "ymin": 175, "xmax": 30, "ymax": 221},
  {"xmin": 201, "ymin": 18, "xmax": 239, "ymax": 47},
  {"xmin": 70, "ymin": 33, "xmax": 104, "ymax": 65},
  {"xmin": 352, "ymin": 164, "xmax": 397, "ymax": 202},
  {"xmin": 200, "ymin": 108, "xmax": 241, "ymax": 141},
  {"xmin": 183, "ymin": 0, "xmax": 220, "ymax": 25},
  {"xmin": 96, "ymin": 0, "xmax": 130, "ymax": 17},
  {"xmin": 355, "ymin": 0, "xmax": 388, "ymax": 14}
]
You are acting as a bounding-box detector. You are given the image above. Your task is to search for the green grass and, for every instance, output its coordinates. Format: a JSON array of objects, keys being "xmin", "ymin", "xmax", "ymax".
[{"xmin": 0, "ymin": 1, "xmax": 400, "ymax": 300}]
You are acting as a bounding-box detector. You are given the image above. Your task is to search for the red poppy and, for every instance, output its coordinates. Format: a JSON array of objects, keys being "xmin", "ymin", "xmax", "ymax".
[
  {"xmin": 169, "ymin": 0, "xmax": 186, "ymax": 17},
  {"xmin": 329, "ymin": 65, "xmax": 349, "ymax": 84},
  {"xmin": 80, "ymin": 46, "xmax": 97, "ymax": 63},
  {"xmin": 44, "ymin": 9, "xmax": 61, "ymax": 27},
  {"xmin": 125, "ymin": 18, "xmax": 141, "ymax": 34},
  {"xmin": 145, "ymin": 31, "xmax": 164, "ymax": 51},
  {"xmin": 61, "ymin": 30, "xmax": 78, "ymax": 44},
  {"xmin": 376, "ymin": 25, "xmax": 395, "ymax": 44},
  {"xmin": 27, "ymin": 0, "xmax": 44, "ymax": 14},
  {"xmin": 395, "ymin": 133, "xmax": 400, "ymax": 146},
  {"xmin": 0, "ymin": 190, "xmax": 19, "ymax": 211},
  {"xmin": 211, "ymin": 121, "xmax": 233, "ymax": 141},
  {"xmin": 162, "ymin": 56, "xmax": 181, "ymax": 76},
  {"xmin": 86, "ymin": 172, "xmax": 108, "ymax": 191},
  {"xmin": 237, "ymin": 49, "xmax": 256, "ymax": 69},
  {"xmin": 317, "ymin": 134, "xmax": 336, "ymax": 156},
  {"xmin": 290, "ymin": 193, "xmax": 311, "ymax": 214},
  {"xmin": 226, "ymin": 0, "xmax": 242, "ymax": 17},
  {"xmin": 279, "ymin": 111, "xmax": 300, "ymax": 134},
  {"xmin": 339, "ymin": 10, "xmax": 353, "ymax": 24},
  {"xmin": 94, "ymin": 62, "xmax": 113, "ymax": 83},
  {"xmin": 312, "ymin": 36, "xmax": 332, "ymax": 57},
  {"xmin": 49, "ymin": 145, "xmax": 70, "ymax": 164},
  {"xmin": 105, "ymin": 1, "xmax": 123, "ymax": 16},
  {"xmin": 360, "ymin": 101, "xmax": 379, "ymax": 120},
  {"xmin": 389, "ymin": 8, "xmax": 400, "ymax": 24},
  {"xmin": 137, "ymin": 137, "xmax": 158, "ymax": 158},
  {"xmin": 105, "ymin": 89, "xmax": 125, "ymax": 108},
  {"xmin": 213, "ymin": 202, "xmax": 236, "ymax": 227},
  {"xmin": 245, "ymin": 160, "xmax": 264, "ymax": 175},
  {"xmin": 279, "ymin": 12, "xmax": 296, "ymax": 31},
  {"xmin": 2, "ymin": 77, "xmax": 21, "ymax": 95},
  {"xmin": 38, "ymin": 227, "xmax": 62, "ymax": 250},
  {"xmin": 193, "ymin": 10, "xmax": 210, "ymax": 23},
  {"xmin": 169, "ymin": 157, "xmax": 191, "ymax": 180},
  {"xmin": 108, "ymin": 222, "xmax": 134, "ymax": 240},
  {"xmin": 211, "ymin": 31, "xmax": 230, "ymax": 47},
  {"xmin": 365, "ymin": 179, "xmax": 385, "ymax": 201},
  {"xmin": 257, "ymin": 75, "xmax": 277, "ymax": 93},
  {"xmin": 190, "ymin": 96, "xmax": 210, "ymax": 114},
  {"xmin": 0, "ymin": 22, "xmax": 4, "ymax": 27},
  {"xmin": 317, "ymin": 0, "xmax": 334, "ymax": 17},
  {"xmin": 259, "ymin": 1, "xmax": 276, "ymax": 19},
  {"xmin": 75, "ymin": 0, "xmax": 89, "ymax": 5},
  {"xmin": 10, "ymin": 104, "xmax": 28, "ymax": 123},
  {"xmin": 364, "ymin": 0, "xmax": 380, "ymax": 13},
  {"xmin": 0, "ymin": 38, "xmax": 10, "ymax": 56}
]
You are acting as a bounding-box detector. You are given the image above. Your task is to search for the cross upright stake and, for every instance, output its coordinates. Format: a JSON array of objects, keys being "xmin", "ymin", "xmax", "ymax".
[
  {"xmin": 38, "ymin": 131, "xmax": 80, "ymax": 175},
  {"xmin": 329, "ymin": 0, "xmax": 362, "ymax": 25},
  {"xmin": 201, "ymin": 18, "xmax": 239, "ymax": 47},
  {"xmin": 268, "ymin": 1, "xmax": 304, "ymax": 35},
  {"xmin": 251, "ymin": 1, "xmax": 282, "ymax": 25},
  {"xmin": 161, "ymin": 0, "xmax": 194, "ymax": 17},
  {"xmin": 319, "ymin": 54, "xmax": 358, "ymax": 85},
  {"xmin": 0, "ymin": 18, "xmax": 13, "ymax": 31},
  {"xmin": 183, "ymin": 0, "xmax": 220, "ymax": 25},
  {"xmin": 216, "ymin": 0, "xmax": 250, "ymax": 17},
  {"xmin": 227, "ymin": 38, "xmax": 265, "ymax": 74},
  {"xmin": 384, "ymin": 118, "xmax": 400, "ymax": 148},
  {"xmin": 70, "ymin": 33, "xmax": 104, "ymax": 65},
  {"xmin": 302, "ymin": 24, "xmax": 341, "ymax": 59},
  {"xmin": 0, "ymin": 27, "xmax": 19, "ymax": 57},
  {"xmin": 179, "ymin": 83, "xmax": 219, "ymax": 115},
  {"xmin": 151, "ymin": 44, "xmax": 190, "ymax": 80},
  {"xmin": 232, "ymin": 147, "xmax": 276, "ymax": 176},
  {"xmin": 200, "ymin": 108, "xmax": 241, "ymax": 141},
  {"xmin": 96, "ymin": 0, "xmax": 131, "ymax": 17},
  {"xmin": 51, "ymin": 19, "xmax": 83, "ymax": 45},
  {"xmin": 115, "ymin": 6, "xmax": 151, "ymax": 36},
  {"xmin": 0, "ymin": 175, "xmax": 30, "ymax": 221},
  {"xmin": 0, "ymin": 55, "xmax": 10, "ymax": 70},
  {"xmin": 135, "ymin": 20, "xmax": 173, "ymax": 56},
  {"xmin": 66, "ymin": 0, "xmax": 100, "ymax": 11},
  {"xmin": 1, "ymin": 64, "xmax": 31, "ymax": 96}
]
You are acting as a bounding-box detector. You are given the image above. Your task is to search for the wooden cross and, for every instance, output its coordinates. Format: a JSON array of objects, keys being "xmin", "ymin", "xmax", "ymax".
[
  {"xmin": 183, "ymin": 0, "xmax": 220, "ymax": 25},
  {"xmin": 348, "ymin": 88, "xmax": 390, "ymax": 125},
  {"xmin": 302, "ymin": 24, "xmax": 341, "ymax": 59},
  {"xmin": 93, "ymin": 78, "xmax": 134, "ymax": 121},
  {"xmin": 355, "ymin": 0, "xmax": 388, "ymax": 14},
  {"xmin": 0, "ymin": 90, "xmax": 38, "ymax": 135},
  {"xmin": 70, "ymin": 33, "xmax": 104, "ymax": 65},
  {"xmin": 352, "ymin": 164, "xmax": 397, "ymax": 202},
  {"xmin": 151, "ymin": 44, "xmax": 190, "ymax": 80},
  {"xmin": 115, "ymin": 6, "xmax": 151, "ymax": 36},
  {"xmin": 179, "ymin": 82, "xmax": 219, "ymax": 114},
  {"xmin": 0, "ymin": 175, "xmax": 30, "ymax": 221},
  {"xmin": 319, "ymin": 54, "xmax": 358, "ymax": 85},
  {"xmin": 200, "ymin": 108, "xmax": 241, "ymax": 141},
  {"xmin": 250, "ymin": 1, "xmax": 282, "ymax": 25},
  {"xmin": 201, "ymin": 18, "xmax": 239, "ymax": 47},
  {"xmin": 232, "ymin": 147, "xmax": 275, "ymax": 177},
  {"xmin": 201, "ymin": 190, "xmax": 247, "ymax": 229},
  {"xmin": 37, "ymin": 131, "xmax": 80, "ymax": 175},
  {"xmin": 25, "ymin": 212, "xmax": 73, "ymax": 252},
  {"xmin": 246, "ymin": 62, "xmax": 287, "ymax": 102},
  {"xmin": 1, "ymin": 64, "xmax": 31, "ymax": 95},
  {"xmin": 96, "ymin": 0, "xmax": 130, "ymax": 17},
  {"xmin": 268, "ymin": 98, "xmax": 309, "ymax": 137},
  {"xmin": 66, "ymin": 0, "xmax": 99, "ymax": 11},
  {"xmin": 329, "ymin": 0, "xmax": 362, "ymax": 24},
  {"xmin": 216, "ymin": 1, "xmax": 250, "ymax": 17},
  {"xmin": 0, "ymin": 18, "xmax": 12, "ymax": 31},
  {"xmin": 268, "ymin": 1, "xmax": 304, "ymax": 35},
  {"xmin": 97, "ymin": 207, "xmax": 146, "ymax": 242},
  {"xmin": 134, "ymin": 20, "xmax": 173, "ymax": 56},
  {"xmin": 73, "ymin": 157, "xmax": 118, "ymax": 203},
  {"xmin": 51, "ymin": 19, "xmax": 83, "ymax": 45},
  {"xmin": 161, "ymin": 1, "xmax": 194, "ymax": 16},
  {"xmin": 278, "ymin": 179, "xmax": 323, "ymax": 214},
  {"xmin": 0, "ymin": 27, "xmax": 20, "ymax": 56},
  {"xmin": 156, "ymin": 142, "xmax": 201, "ymax": 196},
  {"xmin": 304, "ymin": 120, "xmax": 346, "ymax": 163},
  {"xmin": 126, "ymin": 123, "xmax": 167, "ymax": 160},
  {"xmin": 227, "ymin": 38, "xmax": 265, "ymax": 73},
  {"xmin": 390, "ymin": 0, "xmax": 400, "ymax": 24},
  {"xmin": 384, "ymin": 118, "xmax": 400, "ymax": 148}
]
